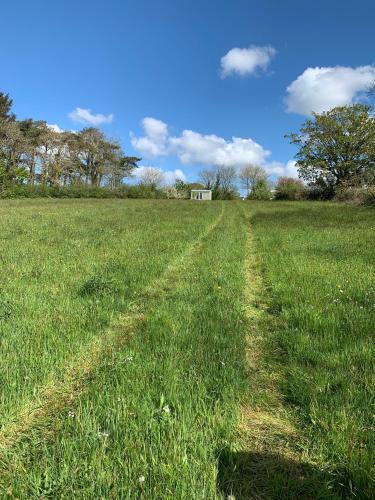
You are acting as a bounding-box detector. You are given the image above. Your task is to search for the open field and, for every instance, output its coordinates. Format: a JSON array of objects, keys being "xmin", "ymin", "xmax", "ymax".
[{"xmin": 0, "ymin": 199, "xmax": 373, "ymax": 498}]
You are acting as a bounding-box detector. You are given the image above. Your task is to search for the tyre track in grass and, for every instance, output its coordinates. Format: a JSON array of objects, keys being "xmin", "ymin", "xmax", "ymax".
[
  {"xmin": 0, "ymin": 203, "xmax": 225, "ymax": 457},
  {"xmin": 218, "ymin": 209, "xmax": 338, "ymax": 499}
]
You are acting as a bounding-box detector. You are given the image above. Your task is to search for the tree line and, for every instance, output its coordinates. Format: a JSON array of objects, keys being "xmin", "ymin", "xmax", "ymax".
[
  {"xmin": 0, "ymin": 92, "xmax": 140, "ymax": 190},
  {"xmin": 199, "ymin": 103, "xmax": 375, "ymax": 202},
  {"xmin": 1, "ymin": 89, "xmax": 374, "ymax": 203}
]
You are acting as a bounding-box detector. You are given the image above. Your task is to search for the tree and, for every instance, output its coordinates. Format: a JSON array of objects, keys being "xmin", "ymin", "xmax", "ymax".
[
  {"xmin": 76, "ymin": 128, "xmax": 121, "ymax": 186},
  {"xmin": 287, "ymin": 104, "xmax": 375, "ymax": 196},
  {"xmin": 106, "ymin": 155, "xmax": 141, "ymax": 189},
  {"xmin": 199, "ymin": 168, "xmax": 216, "ymax": 189},
  {"xmin": 0, "ymin": 120, "xmax": 28, "ymax": 181},
  {"xmin": 275, "ymin": 177, "xmax": 306, "ymax": 200},
  {"xmin": 248, "ymin": 179, "xmax": 272, "ymax": 200},
  {"xmin": 0, "ymin": 90, "xmax": 140, "ymax": 191},
  {"xmin": 0, "ymin": 92, "xmax": 15, "ymax": 122},
  {"xmin": 138, "ymin": 167, "xmax": 164, "ymax": 188},
  {"xmin": 18, "ymin": 119, "xmax": 48, "ymax": 184},
  {"xmin": 217, "ymin": 165, "xmax": 237, "ymax": 195},
  {"xmin": 239, "ymin": 164, "xmax": 267, "ymax": 196}
]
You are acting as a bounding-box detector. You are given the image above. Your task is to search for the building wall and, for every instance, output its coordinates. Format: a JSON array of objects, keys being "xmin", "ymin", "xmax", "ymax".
[{"xmin": 191, "ymin": 190, "xmax": 212, "ymax": 200}]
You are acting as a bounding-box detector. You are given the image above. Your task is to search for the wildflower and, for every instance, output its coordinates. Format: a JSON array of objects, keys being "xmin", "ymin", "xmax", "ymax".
[
  {"xmin": 68, "ymin": 410, "xmax": 75, "ymax": 418},
  {"xmin": 162, "ymin": 405, "xmax": 171, "ymax": 414},
  {"xmin": 98, "ymin": 430, "xmax": 109, "ymax": 438},
  {"xmin": 139, "ymin": 475, "xmax": 145, "ymax": 484}
]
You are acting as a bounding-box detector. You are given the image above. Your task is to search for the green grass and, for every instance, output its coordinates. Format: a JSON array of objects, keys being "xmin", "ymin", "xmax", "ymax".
[
  {"xmin": 250, "ymin": 201, "xmax": 375, "ymax": 498},
  {"xmin": 0, "ymin": 199, "xmax": 219, "ymax": 423},
  {"xmin": 0, "ymin": 199, "xmax": 373, "ymax": 498}
]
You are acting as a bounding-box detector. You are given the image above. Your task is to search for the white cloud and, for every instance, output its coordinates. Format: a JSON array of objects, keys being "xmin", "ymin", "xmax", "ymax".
[
  {"xmin": 163, "ymin": 169, "xmax": 186, "ymax": 185},
  {"xmin": 131, "ymin": 117, "xmax": 303, "ymax": 181},
  {"xmin": 68, "ymin": 107, "xmax": 114, "ymax": 126},
  {"xmin": 131, "ymin": 118, "xmax": 270, "ymax": 167},
  {"xmin": 170, "ymin": 130, "xmax": 270, "ymax": 167},
  {"xmin": 133, "ymin": 166, "xmax": 186, "ymax": 186},
  {"xmin": 47, "ymin": 123, "xmax": 64, "ymax": 133},
  {"xmin": 285, "ymin": 65, "xmax": 375, "ymax": 115},
  {"xmin": 265, "ymin": 160, "xmax": 299, "ymax": 179},
  {"xmin": 220, "ymin": 45, "xmax": 276, "ymax": 78},
  {"xmin": 130, "ymin": 117, "xmax": 169, "ymax": 157}
]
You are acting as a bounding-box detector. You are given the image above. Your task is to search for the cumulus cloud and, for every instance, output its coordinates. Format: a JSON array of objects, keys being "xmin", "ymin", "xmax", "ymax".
[
  {"xmin": 265, "ymin": 160, "xmax": 299, "ymax": 179},
  {"xmin": 220, "ymin": 45, "xmax": 276, "ymax": 78},
  {"xmin": 68, "ymin": 107, "xmax": 114, "ymax": 126},
  {"xmin": 163, "ymin": 168, "xmax": 186, "ymax": 185},
  {"xmin": 285, "ymin": 65, "xmax": 375, "ymax": 115},
  {"xmin": 170, "ymin": 130, "xmax": 270, "ymax": 167},
  {"xmin": 131, "ymin": 118, "xmax": 270, "ymax": 167},
  {"xmin": 130, "ymin": 117, "xmax": 169, "ymax": 157},
  {"xmin": 133, "ymin": 166, "xmax": 186, "ymax": 186}
]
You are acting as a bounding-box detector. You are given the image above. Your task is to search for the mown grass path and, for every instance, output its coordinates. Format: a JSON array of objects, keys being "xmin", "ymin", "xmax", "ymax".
[{"xmin": 219, "ymin": 208, "xmax": 341, "ymax": 499}]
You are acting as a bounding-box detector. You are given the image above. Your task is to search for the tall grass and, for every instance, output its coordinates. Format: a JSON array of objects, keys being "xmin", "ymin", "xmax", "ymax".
[
  {"xmin": 0, "ymin": 199, "xmax": 373, "ymax": 498},
  {"xmin": 0, "ymin": 199, "xmax": 219, "ymax": 423},
  {"xmin": 250, "ymin": 201, "xmax": 375, "ymax": 498},
  {"xmin": 0, "ymin": 201, "xmax": 250, "ymax": 497}
]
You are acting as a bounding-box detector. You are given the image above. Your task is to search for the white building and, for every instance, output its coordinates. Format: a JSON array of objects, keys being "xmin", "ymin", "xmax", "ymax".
[{"xmin": 191, "ymin": 189, "xmax": 212, "ymax": 201}]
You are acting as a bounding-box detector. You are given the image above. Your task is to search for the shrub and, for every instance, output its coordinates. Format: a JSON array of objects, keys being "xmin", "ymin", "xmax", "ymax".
[
  {"xmin": 335, "ymin": 186, "xmax": 375, "ymax": 206},
  {"xmin": 274, "ymin": 177, "xmax": 306, "ymax": 200},
  {"xmin": 122, "ymin": 185, "xmax": 167, "ymax": 199},
  {"xmin": 248, "ymin": 179, "xmax": 272, "ymax": 200},
  {"xmin": 0, "ymin": 183, "xmax": 170, "ymax": 200},
  {"xmin": 0, "ymin": 184, "xmax": 118, "ymax": 199}
]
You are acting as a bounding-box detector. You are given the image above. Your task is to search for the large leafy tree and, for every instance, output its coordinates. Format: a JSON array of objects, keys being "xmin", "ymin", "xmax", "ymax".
[{"xmin": 287, "ymin": 104, "xmax": 375, "ymax": 195}]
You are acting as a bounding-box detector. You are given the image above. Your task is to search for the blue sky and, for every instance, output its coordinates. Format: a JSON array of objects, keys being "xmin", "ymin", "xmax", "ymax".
[{"xmin": 1, "ymin": 0, "xmax": 375, "ymax": 183}]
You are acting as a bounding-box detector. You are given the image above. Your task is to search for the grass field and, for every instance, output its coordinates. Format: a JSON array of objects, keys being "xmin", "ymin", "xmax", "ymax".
[{"xmin": 0, "ymin": 199, "xmax": 373, "ymax": 498}]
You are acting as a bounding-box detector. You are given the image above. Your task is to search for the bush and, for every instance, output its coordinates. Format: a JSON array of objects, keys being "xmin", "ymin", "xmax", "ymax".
[
  {"xmin": 1, "ymin": 184, "xmax": 117, "ymax": 199},
  {"xmin": 0, "ymin": 183, "xmax": 169, "ymax": 200},
  {"xmin": 120, "ymin": 185, "xmax": 167, "ymax": 199},
  {"xmin": 248, "ymin": 179, "xmax": 272, "ymax": 200},
  {"xmin": 274, "ymin": 177, "xmax": 306, "ymax": 200},
  {"xmin": 335, "ymin": 186, "xmax": 375, "ymax": 206}
]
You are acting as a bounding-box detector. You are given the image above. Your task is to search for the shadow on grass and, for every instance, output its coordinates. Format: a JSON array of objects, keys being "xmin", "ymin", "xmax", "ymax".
[{"xmin": 217, "ymin": 449, "xmax": 339, "ymax": 500}]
